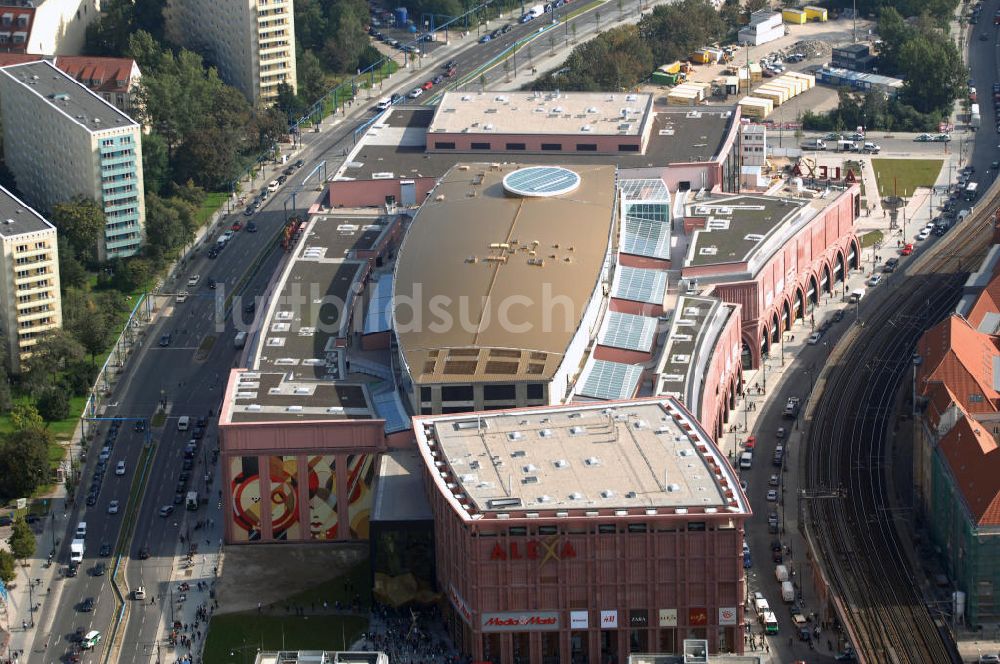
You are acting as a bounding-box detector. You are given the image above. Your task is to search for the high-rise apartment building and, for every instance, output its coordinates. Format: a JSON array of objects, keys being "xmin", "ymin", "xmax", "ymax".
[
  {"xmin": 0, "ymin": 185, "xmax": 60, "ymax": 374},
  {"xmin": 164, "ymin": 0, "xmax": 297, "ymax": 105},
  {"xmin": 0, "ymin": 60, "xmax": 144, "ymax": 261}
]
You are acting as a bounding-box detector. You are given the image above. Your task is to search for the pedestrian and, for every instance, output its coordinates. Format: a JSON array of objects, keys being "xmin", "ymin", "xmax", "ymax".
[{"xmin": 257, "ymin": 601, "xmax": 262, "ymax": 613}]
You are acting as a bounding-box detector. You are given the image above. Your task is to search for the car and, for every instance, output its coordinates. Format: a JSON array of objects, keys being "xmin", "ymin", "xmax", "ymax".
[
  {"xmin": 743, "ymin": 435, "xmax": 756, "ymax": 450},
  {"xmin": 283, "ymin": 166, "xmax": 295, "ymax": 176},
  {"xmin": 182, "ymin": 457, "xmax": 194, "ymax": 470},
  {"xmin": 80, "ymin": 597, "xmax": 95, "ymax": 612},
  {"xmin": 244, "ymin": 301, "xmax": 256, "ymax": 315},
  {"xmin": 243, "ymin": 206, "xmax": 254, "ymax": 217},
  {"xmin": 978, "ymin": 656, "xmax": 1000, "ymax": 664},
  {"xmin": 432, "ymin": 74, "xmax": 444, "ymax": 84},
  {"xmin": 208, "ymin": 247, "xmax": 220, "ymax": 259},
  {"xmin": 502, "ymin": 23, "xmax": 512, "ymax": 33},
  {"xmin": 66, "ymin": 562, "xmax": 78, "ymax": 577},
  {"xmin": 993, "ymin": 160, "xmax": 1000, "ymax": 170},
  {"xmin": 823, "ymin": 132, "xmax": 841, "ymax": 141},
  {"xmin": 490, "ymin": 28, "xmax": 501, "ymax": 38},
  {"xmin": 389, "ymin": 94, "xmax": 402, "ymax": 105},
  {"xmin": 901, "ymin": 243, "xmax": 914, "ymax": 255},
  {"xmin": 115, "ymin": 460, "xmax": 125, "ymax": 476},
  {"xmin": 268, "ymin": 179, "xmax": 280, "ymax": 192},
  {"xmin": 277, "ymin": 174, "xmax": 288, "ymax": 185},
  {"xmin": 258, "ymin": 188, "xmax": 269, "ymax": 200},
  {"xmin": 134, "ymin": 419, "xmax": 145, "ymax": 432},
  {"xmin": 807, "ymin": 332, "xmax": 822, "ymax": 345},
  {"xmin": 407, "ymin": 87, "xmax": 423, "ymax": 98},
  {"xmin": 293, "ymin": 159, "xmax": 304, "ymax": 169},
  {"xmin": 138, "ymin": 546, "xmax": 150, "ymax": 560},
  {"xmin": 187, "ymin": 275, "xmax": 200, "ymax": 287},
  {"xmin": 159, "ymin": 334, "xmax": 171, "ymax": 347},
  {"xmin": 179, "ymin": 471, "xmax": 191, "ymax": 484},
  {"xmin": 175, "ymin": 291, "xmax": 188, "ymax": 303},
  {"xmin": 231, "ymin": 221, "xmax": 243, "ymax": 232},
  {"xmin": 246, "ymin": 222, "xmax": 257, "ymax": 233},
  {"xmin": 868, "ymin": 274, "xmax": 882, "ymax": 287},
  {"xmin": 133, "ymin": 586, "xmax": 147, "ymax": 600},
  {"xmin": 107, "ymin": 500, "xmax": 120, "ymax": 514},
  {"xmin": 916, "ymin": 229, "xmax": 930, "ymax": 241},
  {"xmin": 92, "ymin": 562, "xmax": 106, "ymax": 576},
  {"xmin": 769, "ymin": 474, "xmax": 780, "ymax": 487},
  {"xmin": 446, "ymin": 65, "xmax": 458, "ymax": 77},
  {"xmin": 207, "ymin": 277, "xmax": 216, "ymax": 290},
  {"xmin": 173, "ymin": 492, "xmax": 185, "ymax": 505},
  {"xmin": 934, "ymin": 133, "xmax": 951, "ymax": 142},
  {"xmin": 421, "ymin": 80, "xmax": 434, "ymax": 90},
  {"xmin": 914, "ymin": 133, "xmax": 932, "ymax": 142},
  {"xmin": 773, "ymin": 549, "xmax": 783, "ymax": 563},
  {"xmin": 158, "ymin": 505, "xmax": 174, "ymax": 518},
  {"xmin": 768, "ymin": 513, "xmax": 779, "ymax": 526},
  {"xmin": 883, "ymin": 257, "xmax": 899, "ymax": 273},
  {"xmin": 479, "ymin": 34, "xmax": 491, "ymax": 42},
  {"xmin": 767, "ymin": 489, "xmax": 779, "ymax": 502},
  {"xmin": 442, "ymin": 60, "xmax": 456, "ymax": 70},
  {"xmin": 86, "ymin": 493, "xmax": 98, "ymax": 506},
  {"xmin": 221, "ymin": 230, "xmax": 235, "ymax": 242},
  {"xmin": 97, "ymin": 542, "xmax": 112, "ymax": 557},
  {"xmin": 192, "ymin": 425, "xmax": 205, "ymax": 439},
  {"xmin": 80, "ymin": 630, "xmax": 101, "ymax": 650}
]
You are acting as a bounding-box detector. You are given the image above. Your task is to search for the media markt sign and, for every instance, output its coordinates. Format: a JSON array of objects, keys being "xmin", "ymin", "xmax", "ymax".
[{"xmin": 481, "ymin": 611, "xmax": 561, "ymax": 633}]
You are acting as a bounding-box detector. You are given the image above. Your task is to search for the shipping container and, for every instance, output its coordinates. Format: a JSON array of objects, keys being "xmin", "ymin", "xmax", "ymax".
[
  {"xmin": 804, "ymin": 5, "xmax": 828, "ymax": 21},
  {"xmin": 782, "ymin": 8, "xmax": 807, "ymax": 24}
]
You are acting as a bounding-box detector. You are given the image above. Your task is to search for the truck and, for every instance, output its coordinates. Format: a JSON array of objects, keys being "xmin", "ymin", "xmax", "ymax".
[
  {"xmin": 520, "ymin": 4, "xmax": 544, "ymax": 21},
  {"xmin": 753, "ymin": 593, "xmax": 770, "ymax": 617},
  {"xmin": 849, "ymin": 287, "xmax": 866, "ymax": 303},
  {"xmin": 70, "ymin": 538, "xmax": 85, "ymax": 563},
  {"xmin": 234, "ymin": 330, "xmax": 247, "ymax": 349},
  {"xmin": 186, "ymin": 491, "xmax": 199, "ymax": 511},
  {"xmin": 775, "ymin": 564, "xmax": 789, "ymax": 582},
  {"xmin": 781, "ymin": 580, "xmax": 796, "ymax": 602},
  {"xmin": 971, "ymin": 103, "xmax": 981, "ymax": 129},
  {"xmin": 782, "ymin": 397, "xmax": 801, "ymax": 419}
]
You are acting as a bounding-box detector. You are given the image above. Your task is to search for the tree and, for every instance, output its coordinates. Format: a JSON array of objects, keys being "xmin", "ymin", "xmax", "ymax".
[
  {"xmin": 532, "ymin": 25, "xmax": 653, "ymax": 91},
  {"xmin": 50, "ymin": 197, "xmax": 105, "ymax": 266},
  {"xmin": 0, "ymin": 367, "xmax": 11, "ymax": 413},
  {"xmin": 57, "ymin": 243, "xmax": 88, "ymax": 291},
  {"xmin": 275, "ymin": 83, "xmax": 307, "ymax": 119},
  {"xmin": 745, "ymin": 0, "xmax": 768, "ymax": 14},
  {"xmin": 9, "ymin": 402, "xmax": 43, "ymax": 432},
  {"xmin": 0, "ymin": 549, "xmax": 14, "ymax": 584},
  {"xmin": 37, "ymin": 388, "xmax": 70, "ymax": 422},
  {"xmin": 897, "ymin": 32, "xmax": 964, "ymax": 114},
  {"xmin": 294, "ymin": 0, "xmax": 330, "ymax": 52},
  {"xmin": 20, "ymin": 331, "xmax": 85, "ymax": 396},
  {"xmin": 141, "ymin": 131, "xmax": 171, "ymax": 196},
  {"xmin": 322, "ymin": 5, "xmax": 368, "ymax": 73},
  {"xmin": 64, "ymin": 360, "xmax": 98, "ymax": 397},
  {"xmin": 297, "ymin": 49, "xmax": 328, "ymax": 106},
  {"xmin": 8, "ymin": 518, "xmax": 35, "ymax": 562},
  {"xmin": 84, "ymin": 0, "xmax": 135, "ymax": 56},
  {"xmin": 0, "ymin": 427, "xmax": 53, "ymax": 501},
  {"xmin": 637, "ymin": 0, "xmax": 726, "ymax": 65}
]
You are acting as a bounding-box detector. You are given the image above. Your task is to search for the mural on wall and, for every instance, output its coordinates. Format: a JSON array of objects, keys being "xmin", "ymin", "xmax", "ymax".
[
  {"xmin": 230, "ymin": 456, "xmax": 262, "ymax": 542},
  {"xmin": 307, "ymin": 455, "xmax": 338, "ymax": 540},
  {"xmin": 269, "ymin": 455, "xmax": 301, "ymax": 540},
  {"xmin": 347, "ymin": 453, "xmax": 377, "ymax": 539}
]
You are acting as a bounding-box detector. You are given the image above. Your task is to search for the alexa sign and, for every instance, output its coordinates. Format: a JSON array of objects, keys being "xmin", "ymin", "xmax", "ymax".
[{"xmin": 489, "ymin": 537, "xmax": 577, "ymax": 564}]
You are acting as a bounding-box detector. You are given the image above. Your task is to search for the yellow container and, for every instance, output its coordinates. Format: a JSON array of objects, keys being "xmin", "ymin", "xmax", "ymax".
[
  {"xmin": 738, "ymin": 96, "xmax": 773, "ymax": 119},
  {"xmin": 804, "ymin": 5, "xmax": 827, "ymax": 21},
  {"xmin": 782, "ymin": 8, "xmax": 806, "ymax": 24}
]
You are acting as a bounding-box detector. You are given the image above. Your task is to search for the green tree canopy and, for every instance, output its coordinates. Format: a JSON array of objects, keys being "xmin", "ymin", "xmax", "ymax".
[
  {"xmin": 637, "ymin": 0, "xmax": 726, "ymax": 65},
  {"xmin": 533, "ymin": 25, "xmax": 653, "ymax": 91},
  {"xmin": 0, "ymin": 427, "xmax": 53, "ymax": 501},
  {"xmin": 37, "ymin": 388, "xmax": 70, "ymax": 422},
  {"xmin": 0, "ymin": 549, "xmax": 15, "ymax": 584},
  {"xmin": 9, "ymin": 402, "xmax": 43, "ymax": 432},
  {"xmin": 8, "ymin": 518, "xmax": 35, "ymax": 562},
  {"xmin": 20, "ymin": 331, "xmax": 85, "ymax": 396},
  {"xmin": 50, "ymin": 197, "xmax": 105, "ymax": 266}
]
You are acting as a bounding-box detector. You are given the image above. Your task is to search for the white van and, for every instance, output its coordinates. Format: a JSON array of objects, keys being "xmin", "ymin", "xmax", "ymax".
[
  {"xmin": 957, "ymin": 208, "xmax": 971, "ymax": 223},
  {"xmin": 75, "ymin": 521, "xmax": 87, "ymax": 539},
  {"xmin": 177, "ymin": 416, "xmax": 190, "ymax": 431},
  {"xmin": 376, "ymin": 97, "xmax": 393, "ymax": 111},
  {"xmin": 849, "ymin": 287, "xmax": 866, "ymax": 303},
  {"xmin": 739, "ymin": 452, "xmax": 753, "ymax": 469}
]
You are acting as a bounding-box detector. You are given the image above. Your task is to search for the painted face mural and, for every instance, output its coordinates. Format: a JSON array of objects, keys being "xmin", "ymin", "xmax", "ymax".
[
  {"xmin": 230, "ymin": 456, "xmax": 261, "ymax": 542},
  {"xmin": 347, "ymin": 453, "xmax": 376, "ymax": 539},
  {"xmin": 269, "ymin": 456, "xmax": 300, "ymax": 540},
  {"xmin": 307, "ymin": 455, "xmax": 338, "ymax": 540}
]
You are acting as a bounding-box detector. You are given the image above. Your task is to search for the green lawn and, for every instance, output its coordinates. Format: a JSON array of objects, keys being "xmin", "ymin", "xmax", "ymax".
[
  {"xmin": 204, "ymin": 613, "xmax": 368, "ymax": 662},
  {"xmin": 871, "ymin": 158, "xmax": 944, "ymax": 199},
  {"xmin": 195, "ymin": 192, "xmax": 230, "ymax": 226}
]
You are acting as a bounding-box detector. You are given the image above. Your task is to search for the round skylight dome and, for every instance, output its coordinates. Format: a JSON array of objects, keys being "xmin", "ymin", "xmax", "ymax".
[{"xmin": 502, "ymin": 166, "xmax": 581, "ymax": 198}]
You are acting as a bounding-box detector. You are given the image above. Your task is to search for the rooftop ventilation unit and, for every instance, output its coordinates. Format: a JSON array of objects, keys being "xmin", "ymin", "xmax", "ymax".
[
  {"xmin": 487, "ymin": 497, "xmax": 522, "ymax": 509},
  {"xmin": 570, "ymin": 425, "xmax": 587, "ymax": 435},
  {"xmin": 601, "ymin": 489, "xmax": 615, "ymax": 498},
  {"xmin": 539, "ymin": 428, "xmax": 553, "ymax": 438},
  {"xmin": 511, "ymin": 450, "xmax": 526, "ymax": 457},
  {"xmin": 569, "ymin": 492, "xmax": 584, "ymax": 500},
  {"xmin": 522, "ymin": 464, "xmax": 538, "ymax": 473},
  {"xmin": 584, "ymin": 456, "xmax": 600, "ymax": 466},
  {"xmin": 508, "ymin": 431, "xmax": 524, "ymax": 441},
  {"xmin": 553, "ymin": 459, "xmax": 569, "ymax": 469},
  {"xmin": 522, "ymin": 476, "xmax": 539, "ymax": 484}
]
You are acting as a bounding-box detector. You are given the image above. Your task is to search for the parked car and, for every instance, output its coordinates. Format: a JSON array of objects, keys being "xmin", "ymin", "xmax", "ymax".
[
  {"xmin": 479, "ymin": 34, "xmax": 491, "ymax": 42},
  {"xmin": 158, "ymin": 505, "xmax": 174, "ymax": 517},
  {"xmin": 246, "ymin": 222, "xmax": 257, "ymax": 233},
  {"xmin": 408, "ymin": 87, "xmax": 423, "ymax": 98},
  {"xmin": 807, "ymin": 332, "xmax": 822, "ymax": 345},
  {"xmin": 421, "ymin": 80, "xmax": 434, "ymax": 90},
  {"xmin": 867, "ymin": 274, "xmax": 882, "ymax": 287}
]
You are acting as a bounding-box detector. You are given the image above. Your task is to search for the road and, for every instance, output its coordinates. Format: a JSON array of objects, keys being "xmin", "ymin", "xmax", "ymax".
[{"xmin": 34, "ymin": 1, "xmax": 660, "ymax": 661}]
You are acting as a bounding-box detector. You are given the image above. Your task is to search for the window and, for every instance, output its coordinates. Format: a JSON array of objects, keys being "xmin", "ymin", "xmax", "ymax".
[
  {"xmin": 627, "ymin": 523, "xmax": 647, "ymax": 533},
  {"xmin": 688, "ymin": 521, "xmax": 706, "ymax": 532},
  {"xmin": 471, "ymin": 142, "xmax": 491, "ymax": 150},
  {"xmin": 483, "ymin": 384, "xmax": 515, "ymax": 401},
  {"xmin": 420, "ymin": 387, "xmax": 431, "ymax": 401},
  {"xmin": 970, "ymin": 393, "xmax": 985, "ymax": 403},
  {"xmin": 576, "ymin": 144, "xmax": 598, "ymax": 152},
  {"xmin": 509, "ymin": 526, "xmax": 527, "ymax": 536},
  {"xmin": 598, "ymin": 524, "xmax": 616, "ymax": 534},
  {"xmin": 505, "ymin": 143, "xmax": 526, "ymax": 150},
  {"xmin": 541, "ymin": 143, "xmax": 562, "ymax": 151},
  {"xmin": 619, "ymin": 144, "xmax": 640, "ymax": 152},
  {"xmin": 434, "ymin": 142, "xmax": 456, "ymax": 149},
  {"xmin": 441, "ymin": 385, "xmax": 473, "ymax": 401},
  {"xmin": 527, "ymin": 384, "xmax": 544, "ymax": 400}
]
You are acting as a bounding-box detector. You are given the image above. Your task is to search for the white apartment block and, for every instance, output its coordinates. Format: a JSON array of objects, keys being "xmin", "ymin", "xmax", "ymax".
[
  {"xmin": 0, "ymin": 0, "xmax": 100, "ymax": 55},
  {"xmin": 0, "ymin": 185, "xmax": 61, "ymax": 374},
  {"xmin": 164, "ymin": 0, "xmax": 297, "ymax": 105},
  {"xmin": 0, "ymin": 60, "xmax": 145, "ymax": 261}
]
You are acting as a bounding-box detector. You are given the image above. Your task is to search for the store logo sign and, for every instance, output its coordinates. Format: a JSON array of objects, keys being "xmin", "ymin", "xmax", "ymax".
[
  {"xmin": 570, "ymin": 611, "xmax": 588, "ymax": 629},
  {"xmin": 718, "ymin": 607, "xmax": 737, "ymax": 626},
  {"xmin": 448, "ymin": 584, "xmax": 472, "ymax": 625},
  {"xmin": 689, "ymin": 608, "xmax": 708, "ymax": 625},
  {"xmin": 600, "ymin": 610, "xmax": 618, "ymax": 629},
  {"xmin": 489, "ymin": 536, "xmax": 577, "ymax": 566},
  {"xmin": 481, "ymin": 611, "xmax": 560, "ymax": 632},
  {"xmin": 658, "ymin": 609, "xmax": 677, "ymax": 627}
]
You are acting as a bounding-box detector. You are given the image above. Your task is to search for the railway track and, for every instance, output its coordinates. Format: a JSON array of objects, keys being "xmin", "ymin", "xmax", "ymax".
[{"xmin": 803, "ymin": 182, "xmax": 1000, "ymax": 663}]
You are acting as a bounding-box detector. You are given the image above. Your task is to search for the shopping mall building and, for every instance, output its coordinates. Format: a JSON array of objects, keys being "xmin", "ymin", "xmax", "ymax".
[{"xmin": 413, "ymin": 398, "xmax": 751, "ymax": 663}]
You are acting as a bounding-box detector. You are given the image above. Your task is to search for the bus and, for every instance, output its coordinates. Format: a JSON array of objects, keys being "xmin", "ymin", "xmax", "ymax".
[
  {"xmin": 762, "ymin": 611, "xmax": 779, "ymax": 635},
  {"xmin": 965, "ymin": 181, "xmax": 979, "ymax": 201}
]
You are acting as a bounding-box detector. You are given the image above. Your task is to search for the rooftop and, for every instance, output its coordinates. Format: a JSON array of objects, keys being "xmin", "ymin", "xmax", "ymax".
[
  {"xmin": 682, "ymin": 193, "xmax": 810, "ymax": 271},
  {"xmin": 54, "ymin": 56, "xmax": 137, "ymax": 94},
  {"xmin": 371, "ymin": 449, "xmax": 434, "ymax": 523},
  {"xmin": 0, "ymin": 60, "xmax": 138, "ymax": 131},
  {"xmin": 227, "ymin": 371, "xmax": 374, "ymax": 424},
  {"xmin": 254, "ymin": 652, "xmax": 389, "ymax": 664},
  {"xmin": 428, "ymin": 91, "xmax": 653, "ymax": 137},
  {"xmin": 0, "ymin": 185, "xmax": 55, "ymax": 237},
  {"xmin": 251, "ymin": 214, "xmax": 393, "ymax": 376},
  {"xmin": 393, "ymin": 162, "xmax": 618, "ymax": 384},
  {"xmin": 414, "ymin": 399, "xmax": 749, "ymax": 519},
  {"xmin": 335, "ymin": 106, "xmax": 736, "ymax": 183},
  {"xmin": 656, "ymin": 296, "xmax": 735, "ymax": 412}
]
